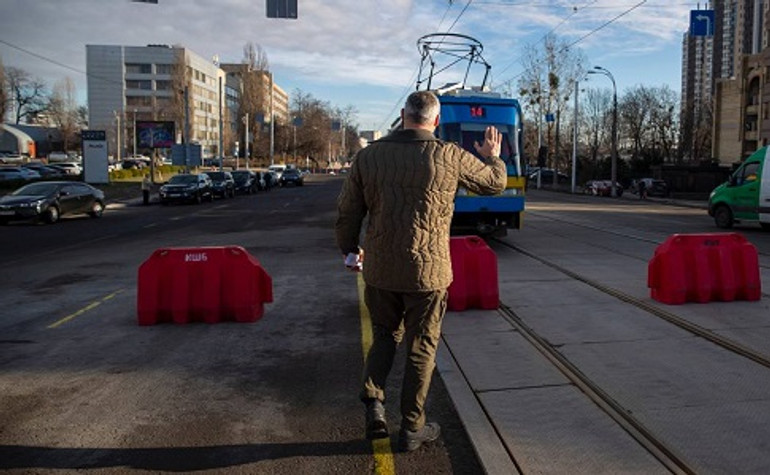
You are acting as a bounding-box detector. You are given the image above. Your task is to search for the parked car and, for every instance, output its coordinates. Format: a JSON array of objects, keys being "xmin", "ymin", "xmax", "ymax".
[
  {"xmin": 22, "ymin": 163, "xmax": 66, "ymax": 178},
  {"xmin": 204, "ymin": 171, "xmax": 236, "ymax": 198},
  {"xmin": 528, "ymin": 168, "xmax": 569, "ymax": 185},
  {"xmin": 0, "ymin": 166, "xmax": 41, "ymax": 181},
  {"xmin": 584, "ymin": 180, "xmax": 624, "ymax": 197},
  {"xmin": 48, "ymin": 162, "xmax": 82, "ymax": 176},
  {"xmin": 630, "ymin": 178, "xmax": 669, "ymax": 198},
  {"xmin": 0, "ymin": 181, "xmax": 105, "ymax": 224},
  {"xmin": 159, "ymin": 173, "xmax": 214, "ymax": 204},
  {"xmin": 280, "ymin": 168, "xmax": 304, "ymax": 187},
  {"xmin": 231, "ymin": 170, "xmax": 259, "ymax": 194},
  {"xmin": 264, "ymin": 170, "xmax": 280, "ymax": 189}
]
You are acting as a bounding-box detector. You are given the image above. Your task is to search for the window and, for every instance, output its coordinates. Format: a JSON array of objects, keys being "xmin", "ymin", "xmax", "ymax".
[
  {"xmin": 155, "ymin": 80, "xmax": 172, "ymax": 91},
  {"xmin": 155, "ymin": 64, "xmax": 172, "ymax": 74},
  {"xmin": 126, "ymin": 63, "xmax": 152, "ymax": 74},
  {"xmin": 126, "ymin": 80, "xmax": 152, "ymax": 90},
  {"xmin": 126, "ymin": 96, "xmax": 153, "ymax": 107}
]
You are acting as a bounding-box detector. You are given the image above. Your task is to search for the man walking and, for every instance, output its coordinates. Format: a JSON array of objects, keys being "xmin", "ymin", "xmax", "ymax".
[
  {"xmin": 335, "ymin": 90, "xmax": 507, "ymax": 452},
  {"xmin": 141, "ymin": 174, "xmax": 151, "ymax": 205}
]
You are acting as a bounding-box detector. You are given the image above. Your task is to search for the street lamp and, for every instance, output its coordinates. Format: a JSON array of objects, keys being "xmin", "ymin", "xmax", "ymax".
[
  {"xmin": 588, "ymin": 66, "xmax": 618, "ymax": 198},
  {"xmin": 133, "ymin": 109, "xmax": 137, "ymax": 158}
]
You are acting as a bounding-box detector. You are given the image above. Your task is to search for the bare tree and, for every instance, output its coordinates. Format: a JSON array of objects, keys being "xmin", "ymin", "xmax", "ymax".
[
  {"xmin": 166, "ymin": 48, "xmax": 192, "ymax": 143},
  {"xmin": 47, "ymin": 77, "xmax": 80, "ymax": 151},
  {"xmin": 580, "ymin": 87, "xmax": 612, "ymax": 165},
  {"xmin": 6, "ymin": 66, "xmax": 47, "ymax": 124},
  {"xmin": 619, "ymin": 84, "xmax": 679, "ymax": 173},
  {"xmin": 235, "ymin": 42, "xmax": 271, "ymax": 161},
  {"xmin": 516, "ymin": 34, "xmax": 585, "ymax": 181}
]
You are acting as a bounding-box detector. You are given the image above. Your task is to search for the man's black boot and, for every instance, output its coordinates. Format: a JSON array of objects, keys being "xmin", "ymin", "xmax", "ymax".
[
  {"xmin": 365, "ymin": 399, "xmax": 388, "ymax": 440},
  {"xmin": 398, "ymin": 422, "xmax": 441, "ymax": 452}
]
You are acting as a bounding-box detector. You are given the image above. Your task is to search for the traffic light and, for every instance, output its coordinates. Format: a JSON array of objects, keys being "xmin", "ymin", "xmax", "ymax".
[{"xmin": 266, "ymin": 0, "xmax": 298, "ymax": 19}]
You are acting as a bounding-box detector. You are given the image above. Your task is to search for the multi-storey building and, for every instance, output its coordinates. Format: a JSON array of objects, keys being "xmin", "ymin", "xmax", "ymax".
[
  {"xmin": 87, "ymin": 44, "xmax": 225, "ymax": 159},
  {"xmin": 712, "ymin": 0, "xmax": 768, "ymax": 163},
  {"xmin": 220, "ymin": 64, "xmax": 289, "ymax": 124}
]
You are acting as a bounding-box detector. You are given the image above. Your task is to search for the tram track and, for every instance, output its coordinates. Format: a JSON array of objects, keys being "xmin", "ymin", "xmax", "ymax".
[
  {"xmin": 496, "ymin": 303, "xmax": 695, "ymax": 475},
  {"xmin": 524, "ymin": 210, "xmax": 770, "ymax": 293},
  {"xmin": 492, "ymin": 236, "xmax": 770, "ymax": 371},
  {"xmin": 484, "ymin": 234, "xmax": 770, "ymax": 472}
]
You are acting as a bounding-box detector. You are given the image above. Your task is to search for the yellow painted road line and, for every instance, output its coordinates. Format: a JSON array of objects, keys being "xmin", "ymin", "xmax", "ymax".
[
  {"xmin": 48, "ymin": 289, "xmax": 125, "ymax": 329},
  {"xmin": 357, "ymin": 274, "xmax": 396, "ymax": 474}
]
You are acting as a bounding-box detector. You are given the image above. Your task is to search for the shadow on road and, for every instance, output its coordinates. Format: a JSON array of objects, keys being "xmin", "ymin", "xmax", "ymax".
[{"xmin": 0, "ymin": 441, "xmax": 371, "ymax": 471}]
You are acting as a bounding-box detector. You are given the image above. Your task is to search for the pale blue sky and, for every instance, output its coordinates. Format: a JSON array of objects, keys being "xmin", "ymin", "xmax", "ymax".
[{"xmin": 1, "ymin": 0, "xmax": 699, "ymax": 133}]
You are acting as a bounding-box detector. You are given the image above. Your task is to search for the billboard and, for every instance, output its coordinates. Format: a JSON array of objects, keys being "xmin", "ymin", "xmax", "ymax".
[{"xmin": 136, "ymin": 121, "xmax": 175, "ymax": 149}]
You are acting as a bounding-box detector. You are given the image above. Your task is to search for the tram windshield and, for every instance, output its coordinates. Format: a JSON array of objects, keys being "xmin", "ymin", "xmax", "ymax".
[{"xmin": 440, "ymin": 122, "xmax": 519, "ymax": 174}]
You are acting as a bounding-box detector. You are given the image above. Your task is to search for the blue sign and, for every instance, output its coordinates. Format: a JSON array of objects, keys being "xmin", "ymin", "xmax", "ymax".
[
  {"xmin": 690, "ymin": 10, "xmax": 714, "ymax": 37},
  {"xmin": 545, "ymin": 113, "xmax": 555, "ymax": 123}
]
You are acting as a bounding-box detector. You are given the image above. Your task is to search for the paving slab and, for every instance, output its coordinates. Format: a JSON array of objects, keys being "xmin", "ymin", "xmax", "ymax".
[
  {"xmin": 442, "ymin": 323, "xmax": 567, "ymax": 392},
  {"xmin": 480, "ymin": 386, "xmax": 667, "ymax": 474}
]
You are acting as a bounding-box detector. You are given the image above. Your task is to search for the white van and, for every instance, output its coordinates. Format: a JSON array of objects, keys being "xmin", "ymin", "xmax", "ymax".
[
  {"xmin": 268, "ymin": 164, "xmax": 287, "ymax": 180},
  {"xmin": 708, "ymin": 146, "xmax": 770, "ymax": 229}
]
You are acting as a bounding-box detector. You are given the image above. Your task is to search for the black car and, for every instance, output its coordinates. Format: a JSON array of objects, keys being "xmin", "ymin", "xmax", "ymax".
[
  {"xmin": 231, "ymin": 170, "xmax": 258, "ymax": 194},
  {"xmin": 159, "ymin": 174, "xmax": 214, "ymax": 204},
  {"xmin": 280, "ymin": 168, "xmax": 304, "ymax": 187},
  {"xmin": 0, "ymin": 181, "xmax": 105, "ymax": 224},
  {"xmin": 204, "ymin": 171, "xmax": 236, "ymax": 198}
]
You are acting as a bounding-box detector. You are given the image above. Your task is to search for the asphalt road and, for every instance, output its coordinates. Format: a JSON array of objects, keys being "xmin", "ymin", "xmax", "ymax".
[{"xmin": 0, "ymin": 174, "xmax": 481, "ymax": 474}]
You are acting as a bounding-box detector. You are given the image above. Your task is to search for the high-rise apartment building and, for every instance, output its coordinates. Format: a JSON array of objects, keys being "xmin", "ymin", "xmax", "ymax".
[
  {"xmin": 712, "ymin": 0, "xmax": 768, "ymax": 162},
  {"xmin": 87, "ymin": 44, "xmax": 225, "ymax": 158}
]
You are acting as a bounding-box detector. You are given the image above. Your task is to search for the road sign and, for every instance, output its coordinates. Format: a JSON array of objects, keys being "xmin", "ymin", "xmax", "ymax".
[
  {"xmin": 545, "ymin": 113, "xmax": 555, "ymax": 123},
  {"xmin": 690, "ymin": 10, "xmax": 714, "ymax": 37}
]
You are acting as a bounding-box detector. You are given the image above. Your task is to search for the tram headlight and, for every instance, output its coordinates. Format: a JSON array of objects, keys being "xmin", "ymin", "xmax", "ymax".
[
  {"xmin": 501, "ymin": 188, "xmax": 520, "ymax": 196},
  {"xmin": 456, "ymin": 187, "xmax": 469, "ymax": 196}
]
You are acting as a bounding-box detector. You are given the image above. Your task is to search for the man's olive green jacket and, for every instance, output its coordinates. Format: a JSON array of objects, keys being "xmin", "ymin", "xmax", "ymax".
[{"xmin": 335, "ymin": 128, "xmax": 507, "ymax": 292}]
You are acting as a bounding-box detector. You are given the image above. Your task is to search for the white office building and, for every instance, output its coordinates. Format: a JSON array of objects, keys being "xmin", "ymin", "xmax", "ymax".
[{"xmin": 86, "ymin": 44, "xmax": 225, "ymax": 159}]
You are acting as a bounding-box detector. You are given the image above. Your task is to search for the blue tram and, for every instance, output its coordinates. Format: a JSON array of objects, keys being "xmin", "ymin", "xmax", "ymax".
[
  {"xmin": 403, "ymin": 33, "xmax": 525, "ymax": 236},
  {"xmin": 435, "ymin": 87, "xmax": 525, "ymax": 235}
]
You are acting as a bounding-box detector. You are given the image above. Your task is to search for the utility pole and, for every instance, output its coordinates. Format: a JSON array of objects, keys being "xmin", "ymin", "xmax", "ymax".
[
  {"xmin": 184, "ymin": 86, "xmax": 190, "ymax": 173},
  {"xmin": 571, "ymin": 80, "xmax": 578, "ymax": 194},
  {"xmin": 243, "ymin": 113, "xmax": 249, "ymax": 170},
  {"xmin": 219, "ymin": 76, "xmax": 224, "ymax": 172},
  {"xmin": 133, "ymin": 109, "xmax": 137, "ymax": 158},
  {"xmin": 269, "ymin": 73, "xmax": 275, "ymax": 166},
  {"xmin": 114, "ymin": 111, "xmax": 122, "ymax": 164}
]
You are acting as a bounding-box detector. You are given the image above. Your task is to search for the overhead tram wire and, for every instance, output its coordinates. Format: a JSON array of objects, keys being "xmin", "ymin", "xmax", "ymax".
[
  {"xmin": 0, "ymin": 38, "xmax": 125, "ymax": 88},
  {"xmin": 495, "ymin": 0, "xmax": 647, "ymax": 89},
  {"xmin": 375, "ymin": 0, "xmax": 474, "ymax": 132},
  {"xmin": 494, "ymin": 0, "xmax": 598, "ymax": 79}
]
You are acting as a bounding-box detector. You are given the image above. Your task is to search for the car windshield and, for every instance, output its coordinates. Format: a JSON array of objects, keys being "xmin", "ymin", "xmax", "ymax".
[
  {"xmin": 231, "ymin": 172, "xmax": 249, "ymax": 181},
  {"xmin": 206, "ymin": 172, "xmax": 225, "ymax": 180},
  {"xmin": 11, "ymin": 182, "xmax": 60, "ymax": 196},
  {"xmin": 168, "ymin": 175, "xmax": 198, "ymax": 185}
]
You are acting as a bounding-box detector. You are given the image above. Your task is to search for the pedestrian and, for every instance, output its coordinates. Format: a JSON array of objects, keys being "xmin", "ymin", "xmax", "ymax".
[
  {"xmin": 141, "ymin": 174, "xmax": 151, "ymax": 205},
  {"xmin": 335, "ymin": 90, "xmax": 507, "ymax": 452},
  {"xmin": 638, "ymin": 179, "xmax": 647, "ymax": 200}
]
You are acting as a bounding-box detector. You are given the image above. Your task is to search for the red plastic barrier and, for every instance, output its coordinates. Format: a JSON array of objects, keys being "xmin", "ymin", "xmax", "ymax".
[
  {"xmin": 448, "ymin": 236, "xmax": 499, "ymax": 311},
  {"xmin": 137, "ymin": 246, "xmax": 273, "ymax": 325},
  {"xmin": 648, "ymin": 233, "xmax": 761, "ymax": 305}
]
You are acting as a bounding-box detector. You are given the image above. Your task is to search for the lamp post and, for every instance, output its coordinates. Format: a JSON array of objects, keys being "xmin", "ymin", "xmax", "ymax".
[
  {"xmin": 242, "ymin": 113, "xmax": 249, "ymax": 170},
  {"xmin": 132, "ymin": 109, "xmax": 137, "ymax": 158},
  {"xmin": 588, "ymin": 66, "xmax": 618, "ymax": 198}
]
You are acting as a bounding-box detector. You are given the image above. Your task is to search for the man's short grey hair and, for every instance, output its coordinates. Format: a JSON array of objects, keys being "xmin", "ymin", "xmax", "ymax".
[{"xmin": 404, "ymin": 91, "xmax": 440, "ymax": 125}]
